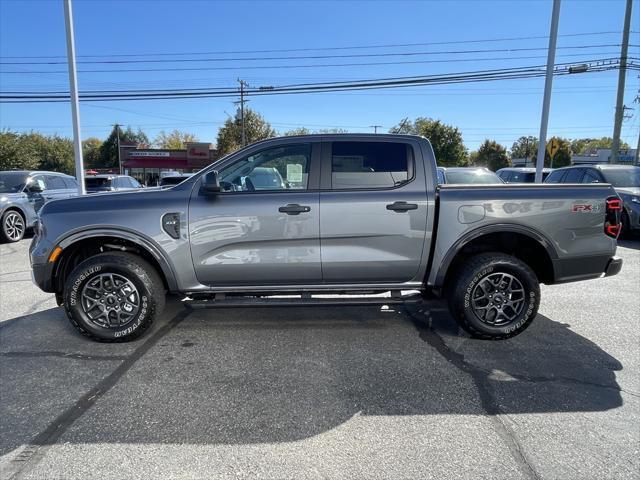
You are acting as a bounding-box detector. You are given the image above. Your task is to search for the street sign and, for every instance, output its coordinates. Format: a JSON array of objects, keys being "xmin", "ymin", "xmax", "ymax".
[{"xmin": 546, "ymin": 138, "xmax": 560, "ymax": 158}]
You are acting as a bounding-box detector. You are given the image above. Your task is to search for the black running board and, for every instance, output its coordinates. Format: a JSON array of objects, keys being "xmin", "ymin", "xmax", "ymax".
[{"xmin": 185, "ymin": 292, "xmax": 423, "ymax": 309}]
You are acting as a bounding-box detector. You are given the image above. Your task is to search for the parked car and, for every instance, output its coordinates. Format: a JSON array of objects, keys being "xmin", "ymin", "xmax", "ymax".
[
  {"xmin": 436, "ymin": 167, "xmax": 504, "ymax": 184},
  {"xmin": 0, "ymin": 170, "xmax": 78, "ymax": 242},
  {"xmin": 497, "ymin": 167, "xmax": 553, "ymax": 183},
  {"xmin": 85, "ymin": 175, "xmax": 143, "ymax": 193},
  {"xmin": 31, "ymin": 134, "xmax": 622, "ymax": 342},
  {"xmin": 159, "ymin": 174, "xmax": 193, "ymax": 188},
  {"xmin": 545, "ymin": 164, "xmax": 639, "ymax": 236}
]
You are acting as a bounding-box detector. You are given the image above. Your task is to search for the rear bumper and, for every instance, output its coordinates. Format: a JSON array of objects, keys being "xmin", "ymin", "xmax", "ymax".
[
  {"xmin": 552, "ymin": 254, "xmax": 622, "ymax": 283},
  {"xmin": 604, "ymin": 256, "xmax": 623, "ymax": 277}
]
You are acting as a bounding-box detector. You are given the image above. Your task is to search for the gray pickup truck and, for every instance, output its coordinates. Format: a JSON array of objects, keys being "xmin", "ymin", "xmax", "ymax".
[{"xmin": 30, "ymin": 134, "xmax": 623, "ymax": 342}]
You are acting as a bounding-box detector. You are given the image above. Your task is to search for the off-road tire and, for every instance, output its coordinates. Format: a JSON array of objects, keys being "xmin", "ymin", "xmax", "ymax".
[
  {"xmin": 447, "ymin": 252, "xmax": 540, "ymax": 340},
  {"xmin": 63, "ymin": 252, "xmax": 165, "ymax": 342}
]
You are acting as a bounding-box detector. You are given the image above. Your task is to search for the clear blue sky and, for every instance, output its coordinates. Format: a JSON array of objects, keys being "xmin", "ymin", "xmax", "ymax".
[{"xmin": 1, "ymin": 0, "xmax": 639, "ymax": 151}]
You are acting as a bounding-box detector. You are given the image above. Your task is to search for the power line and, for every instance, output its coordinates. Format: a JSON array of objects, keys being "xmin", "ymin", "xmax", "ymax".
[
  {"xmin": 1, "ymin": 44, "xmax": 632, "ymax": 65},
  {"xmin": 0, "ymin": 52, "xmax": 631, "ymax": 75},
  {"xmin": 0, "ymin": 31, "xmax": 635, "ymax": 59},
  {"xmin": 2, "ymin": 58, "xmax": 634, "ymax": 104}
]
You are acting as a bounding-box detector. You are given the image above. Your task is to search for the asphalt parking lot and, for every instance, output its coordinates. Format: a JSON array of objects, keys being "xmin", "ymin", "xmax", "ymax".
[{"xmin": 1, "ymin": 236, "xmax": 638, "ymax": 480}]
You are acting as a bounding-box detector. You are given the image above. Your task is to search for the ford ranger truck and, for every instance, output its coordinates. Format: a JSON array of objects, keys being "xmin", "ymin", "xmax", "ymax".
[{"xmin": 29, "ymin": 134, "xmax": 623, "ymax": 342}]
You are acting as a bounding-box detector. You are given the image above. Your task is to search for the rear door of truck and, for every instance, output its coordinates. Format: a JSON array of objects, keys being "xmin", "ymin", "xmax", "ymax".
[{"xmin": 318, "ymin": 136, "xmax": 433, "ymax": 284}]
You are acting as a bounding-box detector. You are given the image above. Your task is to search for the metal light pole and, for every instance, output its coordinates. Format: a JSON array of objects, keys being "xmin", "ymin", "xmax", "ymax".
[
  {"xmin": 63, "ymin": 0, "xmax": 85, "ymax": 195},
  {"xmin": 610, "ymin": 0, "xmax": 633, "ymax": 164},
  {"xmin": 535, "ymin": 0, "xmax": 561, "ymax": 183}
]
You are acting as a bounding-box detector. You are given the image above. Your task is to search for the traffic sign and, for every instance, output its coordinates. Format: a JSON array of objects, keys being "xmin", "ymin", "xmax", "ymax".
[{"xmin": 546, "ymin": 138, "xmax": 560, "ymax": 158}]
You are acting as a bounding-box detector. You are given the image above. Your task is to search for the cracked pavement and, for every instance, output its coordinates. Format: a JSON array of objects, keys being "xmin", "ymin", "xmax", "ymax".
[{"xmin": 1, "ymin": 237, "xmax": 639, "ymax": 479}]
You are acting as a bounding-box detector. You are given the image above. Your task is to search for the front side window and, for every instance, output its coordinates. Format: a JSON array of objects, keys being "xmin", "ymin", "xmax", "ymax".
[
  {"xmin": 46, "ymin": 175, "xmax": 67, "ymax": 190},
  {"xmin": 30, "ymin": 175, "xmax": 47, "ymax": 191},
  {"xmin": 582, "ymin": 170, "xmax": 603, "ymax": 183},
  {"xmin": 331, "ymin": 141, "xmax": 410, "ymax": 189},
  {"xmin": 218, "ymin": 144, "xmax": 311, "ymax": 192}
]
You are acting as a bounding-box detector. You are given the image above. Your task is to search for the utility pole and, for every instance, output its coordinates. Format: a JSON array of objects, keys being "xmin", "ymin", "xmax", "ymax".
[
  {"xmin": 370, "ymin": 125, "xmax": 382, "ymax": 134},
  {"xmin": 535, "ymin": 0, "xmax": 561, "ymax": 183},
  {"xmin": 235, "ymin": 79, "xmax": 249, "ymax": 147},
  {"xmin": 63, "ymin": 0, "xmax": 85, "ymax": 195},
  {"xmin": 113, "ymin": 123, "xmax": 122, "ymax": 174},
  {"xmin": 611, "ymin": 0, "xmax": 633, "ymax": 164}
]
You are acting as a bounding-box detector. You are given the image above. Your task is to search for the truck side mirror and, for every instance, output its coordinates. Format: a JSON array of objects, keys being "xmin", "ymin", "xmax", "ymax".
[{"xmin": 201, "ymin": 171, "xmax": 220, "ymax": 195}]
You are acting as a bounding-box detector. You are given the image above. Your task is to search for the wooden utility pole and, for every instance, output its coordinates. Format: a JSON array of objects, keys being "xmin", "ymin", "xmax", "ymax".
[{"xmin": 611, "ymin": 0, "xmax": 633, "ymax": 163}]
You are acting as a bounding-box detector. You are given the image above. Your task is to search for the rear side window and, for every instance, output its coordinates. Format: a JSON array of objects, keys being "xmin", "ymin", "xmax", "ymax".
[
  {"xmin": 582, "ymin": 170, "xmax": 603, "ymax": 183},
  {"xmin": 63, "ymin": 177, "xmax": 78, "ymax": 189},
  {"xmin": 331, "ymin": 141, "xmax": 411, "ymax": 189},
  {"xmin": 510, "ymin": 171, "xmax": 535, "ymax": 183},
  {"xmin": 563, "ymin": 168, "xmax": 585, "ymax": 183},
  {"xmin": 46, "ymin": 175, "xmax": 67, "ymax": 190},
  {"xmin": 545, "ymin": 170, "xmax": 566, "ymax": 183}
]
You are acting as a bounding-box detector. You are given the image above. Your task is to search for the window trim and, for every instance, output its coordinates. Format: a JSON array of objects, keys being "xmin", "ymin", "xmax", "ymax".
[
  {"xmin": 321, "ymin": 140, "xmax": 416, "ymax": 192},
  {"xmin": 211, "ymin": 141, "xmax": 320, "ymax": 195}
]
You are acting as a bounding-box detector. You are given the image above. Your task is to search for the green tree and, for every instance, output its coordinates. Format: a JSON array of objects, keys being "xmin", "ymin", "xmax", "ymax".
[
  {"xmin": 216, "ymin": 109, "xmax": 276, "ymax": 155},
  {"xmin": 389, "ymin": 117, "xmax": 468, "ymax": 166},
  {"xmin": 82, "ymin": 137, "xmax": 103, "ymax": 168},
  {"xmin": 0, "ymin": 130, "xmax": 39, "ymax": 171},
  {"xmin": 36, "ymin": 134, "xmax": 74, "ymax": 174},
  {"xmin": 570, "ymin": 137, "xmax": 630, "ymax": 155},
  {"xmin": 473, "ymin": 139, "xmax": 510, "ymax": 170},
  {"xmin": 98, "ymin": 125, "xmax": 149, "ymax": 169},
  {"xmin": 283, "ymin": 127, "xmax": 311, "ymax": 136},
  {"xmin": 154, "ymin": 130, "xmax": 199, "ymax": 149},
  {"xmin": 510, "ymin": 136, "xmax": 538, "ymax": 161}
]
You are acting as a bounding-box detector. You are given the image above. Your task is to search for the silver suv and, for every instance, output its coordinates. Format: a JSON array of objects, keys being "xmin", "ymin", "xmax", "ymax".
[{"xmin": 0, "ymin": 170, "xmax": 78, "ymax": 242}]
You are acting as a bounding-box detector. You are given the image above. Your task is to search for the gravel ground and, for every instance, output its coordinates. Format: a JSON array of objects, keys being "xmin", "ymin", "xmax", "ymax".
[{"xmin": 1, "ymin": 237, "xmax": 638, "ymax": 480}]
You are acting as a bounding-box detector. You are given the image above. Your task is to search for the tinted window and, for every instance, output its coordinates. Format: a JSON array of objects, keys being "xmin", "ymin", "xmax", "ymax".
[
  {"xmin": 331, "ymin": 141, "xmax": 410, "ymax": 189},
  {"xmin": 563, "ymin": 168, "xmax": 585, "ymax": 183},
  {"xmin": 0, "ymin": 172, "xmax": 29, "ymax": 193},
  {"xmin": 63, "ymin": 177, "xmax": 78, "ymax": 189},
  {"xmin": 444, "ymin": 170, "xmax": 503, "ymax": 184},
  {"xmin": 497, "ymin": 171, "xmax": 511, "ymax": 182},
  {"xmin": 436, "ymin": 169, "xmax": 446, "ymax": 184},
  {"xmin": 85, "ymin": 177, "xmax": 112, "ymax": 188},
  {"xmin": 30, "ymin": 175, "xmax": 48, "ymax": 191},
  {"xmin": 545, "ymin": 170, "xmax": 566, "ymax": 183},
  {"xmin": 509, "ymin": 171, "xmax": 535, "ymax": 183},
  {"xmin": 582, "ymin": 170, "xmax": 603, "ymax": 183},
  {"xmin": 218, "ymin": 144, "xmax": 311, "ymax": 192},
  {"xmin": 46, "ymin": 175, "xmax": 67, "ymax": 190}
]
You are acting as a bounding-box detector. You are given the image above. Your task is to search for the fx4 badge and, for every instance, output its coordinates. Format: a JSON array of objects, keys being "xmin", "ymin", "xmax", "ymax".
[{"xmin": 571, "ymin": 203, "xmax": 599, "ymax": 213}]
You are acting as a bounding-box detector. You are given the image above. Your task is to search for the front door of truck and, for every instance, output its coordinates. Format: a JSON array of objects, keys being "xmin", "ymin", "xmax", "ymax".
[
  {"xmin": 189, "ymin": 141, "xmax": 322, "ymax": 286},
  {"xmin": 319, "ymin": 139, "xmax": 429, "ymax": 284}
]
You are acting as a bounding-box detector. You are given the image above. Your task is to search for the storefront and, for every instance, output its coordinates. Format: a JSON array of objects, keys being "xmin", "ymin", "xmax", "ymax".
[{"xmin": 121, "ymin": 142, "xmax": 218, "ymax": 186}]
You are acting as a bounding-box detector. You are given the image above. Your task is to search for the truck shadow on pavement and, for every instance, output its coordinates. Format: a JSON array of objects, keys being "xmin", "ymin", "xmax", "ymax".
[{"xmin": 0, "ymin": 300, "xmax": 624, "ymax": 455}]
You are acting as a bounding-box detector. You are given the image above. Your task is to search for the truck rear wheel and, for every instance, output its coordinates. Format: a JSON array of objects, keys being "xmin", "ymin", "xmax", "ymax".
[
  {"xmin": 447, "ymin": 253, "xmax": 540, "ymax": 340},
  {"xmin": 63, "ymin": 252, "xmax": 166, "ymax": 342}
]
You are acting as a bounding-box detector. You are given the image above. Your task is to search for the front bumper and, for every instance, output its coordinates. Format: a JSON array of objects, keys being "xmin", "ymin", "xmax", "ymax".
[{"xmin": 31, "ymin": 261, "xmax": 55, "ymax": 292}]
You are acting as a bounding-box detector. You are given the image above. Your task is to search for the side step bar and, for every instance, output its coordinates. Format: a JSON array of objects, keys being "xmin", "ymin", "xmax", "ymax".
[{"xmin": 185, "ymin": 291, "xmax": 423, "ymax": 309}]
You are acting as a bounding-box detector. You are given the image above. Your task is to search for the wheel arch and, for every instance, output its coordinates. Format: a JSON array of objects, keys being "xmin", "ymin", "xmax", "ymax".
[
  {"xmin": 434, "ymin": 224, "xmax": 558, "ymax": 290},
  {"xmin": 53, "ymin": 228, "xmax": 178, "ymax": 293}
]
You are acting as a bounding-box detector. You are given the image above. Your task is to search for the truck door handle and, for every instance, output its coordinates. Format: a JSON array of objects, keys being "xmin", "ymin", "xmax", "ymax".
[
  {"xmin": 278, "ymin": 204, "xmax": 311, "ymax": 215},
  {"xmin": 386, "ymin": 201, "xmax": 418, "ymax": 212}
]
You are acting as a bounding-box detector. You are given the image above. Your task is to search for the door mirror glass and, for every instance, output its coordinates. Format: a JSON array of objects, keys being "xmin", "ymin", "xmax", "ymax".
[
  {"xmin": 26, "ymin": 179, "xmax": 44, "ymax": 193},
  {"xmin": 201, "ymin": 171, "xmax": 220, "ymax": 194}
]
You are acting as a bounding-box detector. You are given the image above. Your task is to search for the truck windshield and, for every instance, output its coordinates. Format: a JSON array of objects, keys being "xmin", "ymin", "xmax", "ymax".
[
  {"xmin": 445, "ymin": 170, "xmax": 503, "ymax": 184},
  {"xmin": 602, "ymin": 168, "xmax": 640, "ymax": 188},
  {"xmin": 0, "ymin": 172, "xmax": 28, "ymax": 193}
]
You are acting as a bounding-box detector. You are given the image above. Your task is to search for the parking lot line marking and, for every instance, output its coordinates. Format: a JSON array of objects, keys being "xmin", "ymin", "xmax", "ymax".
[{"xmin": 7, "ymin": 308, "xmax": 192, "ymax": 480}]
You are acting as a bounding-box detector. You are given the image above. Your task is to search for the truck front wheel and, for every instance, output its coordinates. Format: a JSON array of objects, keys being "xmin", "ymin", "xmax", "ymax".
[
  {"xmin": 447, "ymin": 253, "xmax": 540, "ymax": 340},
  {"xmin": 63, "ymin": 252, "xmax": 166, "ymax": 342}
]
